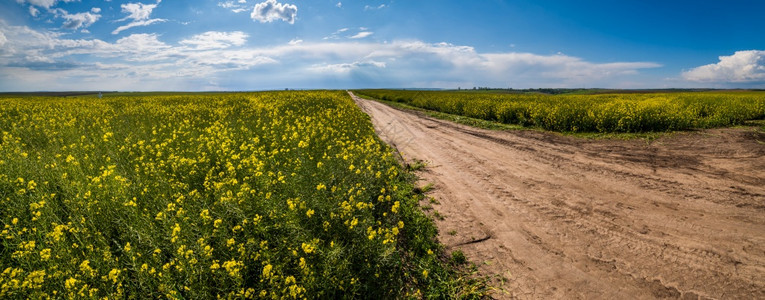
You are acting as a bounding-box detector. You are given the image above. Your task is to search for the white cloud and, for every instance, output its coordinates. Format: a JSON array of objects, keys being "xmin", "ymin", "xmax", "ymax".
[
  {"xmin": 323, "ymin": 27, "xmax": 351, "ymax": 40},
  {"xmin": 309, "ymin": 60, "xmax": 386, "ymax": 74},
  {"xmin": 336, "ymin": 2, "xmax": 342, "ymax": 8},
  {"xmin": 364, "ymin": 4, "xmax": 386, "ymax": 11},
  {"xmin": 218, "ymin": 1, "xmax": 236, "ymax": 8},
  {"xmin": 91, "ymin": 7, "xmax": 101, "ymax": 13},
  {"xmin": 29, "ymin": 6, "xmax": 39, "ymax": 17},
  {"xmin": 114, "ymin": 33, "xmax": 171, "ymax": 52},
  {"xmin": 118, "ymin": 2, "xmax": 158, "ymax": 21},
  {"xmin": 180, "ymin": 31, "xmax": 248, "ymax": 49},
  {"xmin": 218, "ymin": 1, "xmax": 247, "ymax": 13},
  {"xmin": 57, "ymin": 9, "xmax": 101, "ymax": 30},
  {"xmin": 0, "ymin": 21, "xmax": 663, "ymax": 91},
  {"xmin": 251, "ymin": 0, "xmax": 297, "ymax": 24},
  {"xmin": 682, "ymin": 50, "xmax": 765, "ymax": 83},
  {"xmin": 349, "ymin": 31, "xmax": 373, "ymax": 39},
  {"xmin": 16, "ymin": 0, "xmax": 76, "ymax": 9},
  {"xmin": 113, "ymin": 1, "xmax": 165, "ymax": 34},
  {"xmin": 113, "ymin": 19, "xmax": 164, "ymax": 35}
]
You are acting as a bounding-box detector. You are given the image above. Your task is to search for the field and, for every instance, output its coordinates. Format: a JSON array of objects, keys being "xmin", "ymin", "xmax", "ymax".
[
  {"xmin": 0, "ymin": 91, "xmax": 481, "ymax": 298},
  {"xmin": 354, "ymin": 90, "xmax": 765, "ymax": 133}
]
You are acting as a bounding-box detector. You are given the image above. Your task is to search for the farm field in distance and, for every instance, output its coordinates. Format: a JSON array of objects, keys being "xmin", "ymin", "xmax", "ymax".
[
  {"xmin": 0, "ymin": 91, "xmax": 481, "ymax": 298},
  {"xmin": 354, "ymin": 89, "xmax": 765, "ymax": 133}
]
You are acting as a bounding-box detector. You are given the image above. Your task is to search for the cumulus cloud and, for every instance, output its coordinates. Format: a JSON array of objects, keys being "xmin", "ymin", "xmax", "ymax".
[
  {"xmin": 251, "ymin": 0, "xmax": 297, "ymax": 24},
  {"xmin": 29, "ymin": 6, "xmax": 39, "ymax": 17},
  {"xmin": 349, "ymin": 31, "xmax": 373, "ymax": 39},
  {"xmin": 113, "ymin": 0, "xmax": 165, "ymax": 34},
  {"xmin": 682, "ymin": 50, "xmax": 765, "ymax": 83},
  {"xmin": 118, "ymin": 2, "xmax": 159, "ymax": 21},
  {"xmin": 180, "ymin": 31, "xmax": 248, "ymax": 49},
  {"xmin": 336, "ymin": 2, "xmax": 342, "ymax": 8},
  {"xmin": 0, "ymin": 21, "xmax": 663, "ymax": 91},
  {"xmin": 0, "ymin": 23, "xmax": 278, "ymax": 90},
  {"xmin": 288, "ymin": 38, "xmax": 302, "ymax": 45},
  {"xmin": 57, "ymin": 9, "xmax": 101, "ymax": 30}
]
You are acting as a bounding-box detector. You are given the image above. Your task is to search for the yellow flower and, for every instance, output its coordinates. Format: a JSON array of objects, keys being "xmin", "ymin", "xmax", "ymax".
[
  {"xmin": 222, "ymin": 260, "xmax": 242, "ymax": 277},
  {"xmin": 301, "ymin": 243, "xmax": 315, "ymax": 254},
  {"xmin": 80, "ymin": 260, "xmax": 95, "ymax": 277},
  {"xmin": 305, "ymin": 209, "xmax": 315, "ymax": 218},
  {"xmin": 199, "ymin": 209, "xmax": 211, "ymax": 221},
  {"xmin": 39, "ymin": 248, "xmax": 51, "ymax": 261},
  {"xmin": 108, "ymin": 268, "xmax": 121, "ymax": 283},
  {"xmin": 171, "ymin": 223, "xmax": 181, "ymax": 243},
  {"xmin": 262, "ymin": 264, "xmax": 273, "ymax": 278},
  {"xmin": 391, "ymin": 201, "xmax": 400, "ymax": 214},
  {"xmin": 21, "ymin": 240, "xmax": 36, "ymax": 250},
  {"xmin": 65, "ymin": 277, "xmax": 77, "ymax": 290}
]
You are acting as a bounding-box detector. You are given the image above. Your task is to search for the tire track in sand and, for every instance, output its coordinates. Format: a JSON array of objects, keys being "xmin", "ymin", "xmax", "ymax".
[{"xmin": 351, "ymin": 92, "xmax": 765, "ymax": 299}]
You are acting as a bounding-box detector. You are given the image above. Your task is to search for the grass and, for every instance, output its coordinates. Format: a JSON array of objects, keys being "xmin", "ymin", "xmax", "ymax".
[{"xmin": 0, "ymin": 91, "xmax": 489, "ymax": 299}]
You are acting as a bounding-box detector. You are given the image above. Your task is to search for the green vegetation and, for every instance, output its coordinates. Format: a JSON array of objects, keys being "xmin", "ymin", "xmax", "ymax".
[
  {"xmin": 0, "ymin": 91, "xmax": 487, "ymax": 298},
  {"xmin": 355, "ymin": 90, "xmax": 765, "ymax": 133}
]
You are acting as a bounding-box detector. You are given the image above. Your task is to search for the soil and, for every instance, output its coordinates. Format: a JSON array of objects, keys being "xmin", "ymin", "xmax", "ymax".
[{"xmin": 351, "ymin": 92, "xmax": 765, "ymax": 299}]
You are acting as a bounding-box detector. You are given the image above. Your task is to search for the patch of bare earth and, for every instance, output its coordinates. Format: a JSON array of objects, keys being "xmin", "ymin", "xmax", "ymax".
[{"xmin": 351, "ymin": 92, "xmax": 765, "ymax": 299}]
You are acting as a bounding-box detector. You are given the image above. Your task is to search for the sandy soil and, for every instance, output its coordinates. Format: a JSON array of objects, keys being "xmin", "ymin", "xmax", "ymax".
[{"xmin": 351, "ymin": 92, "xmax": 765, "ymax": 299}]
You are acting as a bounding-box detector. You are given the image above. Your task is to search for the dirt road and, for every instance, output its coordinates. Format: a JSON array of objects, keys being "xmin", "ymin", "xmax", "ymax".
[{"xmin": 351, "ymin": 92, "xmax": 765, "ymax": 299}]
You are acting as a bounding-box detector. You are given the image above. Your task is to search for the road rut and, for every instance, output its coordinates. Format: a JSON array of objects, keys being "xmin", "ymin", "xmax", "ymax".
[{"xmin": 351, "ymin": 92, "xmax": 765, "ymax": 299}]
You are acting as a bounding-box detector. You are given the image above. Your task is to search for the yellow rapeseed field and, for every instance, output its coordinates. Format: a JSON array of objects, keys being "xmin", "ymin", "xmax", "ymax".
[
  {"xmin": 0, "ymin": 91, "xmax": 470, "ymax": 298},
  {"xmin": 356, "ymin": 90, "xmax": 765, "ymax": 133}
]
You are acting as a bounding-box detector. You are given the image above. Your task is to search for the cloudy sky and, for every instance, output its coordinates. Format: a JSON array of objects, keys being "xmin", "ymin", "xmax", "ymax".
[{"xmin": 1, "ymin": 0, "xmax": 764, "ymax": 91}]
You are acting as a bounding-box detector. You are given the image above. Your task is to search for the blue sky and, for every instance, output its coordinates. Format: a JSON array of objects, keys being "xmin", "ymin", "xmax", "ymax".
[{"xmin": 1, "ymin": 0, "xmax": 764, "ymax": 91}]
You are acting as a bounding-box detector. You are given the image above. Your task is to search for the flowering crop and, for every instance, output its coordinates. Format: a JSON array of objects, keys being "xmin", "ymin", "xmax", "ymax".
[
  {"xmin": 355, "ymin": 90, "xmax": 765, "ymax": 133},
  {"xmin": 0, "ymin": 91, "xmax": 450, "ymax": 298}
]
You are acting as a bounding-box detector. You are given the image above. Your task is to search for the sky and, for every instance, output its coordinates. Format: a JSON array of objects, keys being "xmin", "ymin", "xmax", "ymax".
[{"xmin": 0, "ymin": 0, "xmax": 764, "ymax": 91}]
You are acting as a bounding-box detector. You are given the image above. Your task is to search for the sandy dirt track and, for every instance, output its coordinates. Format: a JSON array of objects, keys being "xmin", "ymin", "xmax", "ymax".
[{"xmin": 351, "ymin": 92, "xmax": 765, "ymax": 299}]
